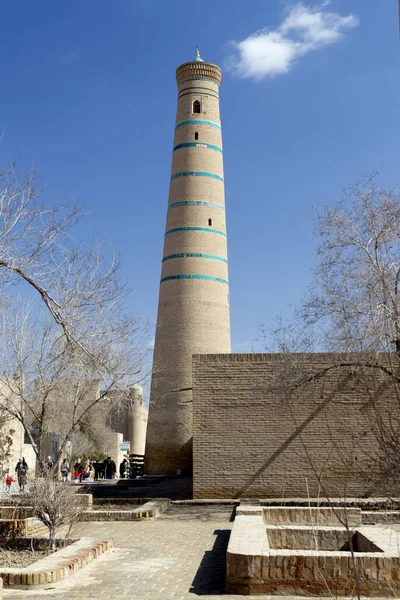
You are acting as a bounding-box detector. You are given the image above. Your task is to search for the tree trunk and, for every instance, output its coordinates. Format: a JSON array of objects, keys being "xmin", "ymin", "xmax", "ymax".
[{"xmin": 49, "ymin": 526, "xmax": 56, "ymax": 551}]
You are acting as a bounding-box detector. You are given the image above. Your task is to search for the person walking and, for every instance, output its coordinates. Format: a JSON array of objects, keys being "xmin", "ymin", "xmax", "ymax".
[
  {"xmin": 15, "ymin": 458, "xmax": 29, "ymax": 492},
  {"xmin": 60, "ymin": 459, "xmax": 69, "ymax": 482},
  {"xmin": 119, "ymin": 458, "xmax": 128, "ymax": 479},
  {"xmin": 5, "ymin": 474, "xmax": 14, "ymax": 493},
  {"xmin": 104, "ymin": 457, "xmax": 116, "ymax": 479},
  {"xmin": 93, "ymin": 461, "xmax": 100, "ymax": 481}
]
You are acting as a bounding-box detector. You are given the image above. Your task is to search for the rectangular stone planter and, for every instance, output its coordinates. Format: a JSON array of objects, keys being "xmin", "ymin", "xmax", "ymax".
[{"xmin": 227, "ymin": 505, "xmax": 400, "ymax": 595}]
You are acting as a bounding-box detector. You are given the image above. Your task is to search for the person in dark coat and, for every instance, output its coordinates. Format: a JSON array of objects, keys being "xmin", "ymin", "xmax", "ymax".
[
  {"xmin": 119, "ymin": 458, "xmax": 128, "ymax": 478},
  {"xmin": 15, "ymin": 458, "xmax": 29, "ymax": 492},
  {"xmin": 93, "ymin": 461, "xmax": 100, "ymax": 481},
  {"xmin": 104, "ymin": 457, "xmax": 116, "ymax": 479}
]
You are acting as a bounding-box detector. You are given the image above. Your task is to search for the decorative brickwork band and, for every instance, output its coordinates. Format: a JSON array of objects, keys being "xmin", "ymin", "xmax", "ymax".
[{"xmin": 176, "ymin": 61, "xmax": 222, "ymax": 86}]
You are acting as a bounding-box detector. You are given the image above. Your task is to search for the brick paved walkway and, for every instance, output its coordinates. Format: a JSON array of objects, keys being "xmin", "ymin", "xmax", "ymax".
[{"xmin": 3, "ymin": 505, "xmax": 264, "ymax": 600}]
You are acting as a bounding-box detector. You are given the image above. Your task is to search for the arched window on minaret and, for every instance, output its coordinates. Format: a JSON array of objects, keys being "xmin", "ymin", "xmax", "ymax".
[
  {"xmin": 193, "ymin": 100, "xmax": 201, "ymax": 114},
  {"xmin": 208, "ymin": 218, "xmax": 212, "ymax": 226},
  {"xmin": 195, "ymin": 132, "xmax": 199, "ymax": 140}
]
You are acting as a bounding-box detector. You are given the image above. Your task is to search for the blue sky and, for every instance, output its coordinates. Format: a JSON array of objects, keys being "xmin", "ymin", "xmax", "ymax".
[{"xmin": 0, "ymin": 1, "xmax": 399, "ymax": 353}]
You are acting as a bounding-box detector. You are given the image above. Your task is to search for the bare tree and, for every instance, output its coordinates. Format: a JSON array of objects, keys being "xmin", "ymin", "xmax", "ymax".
[
  {"xmin": 0, "ymin": 301, "xmax": 151, "ymax": 467},
  {"xmin": 0, "ymin": 163, "xmax": 152, "ymax": 465},
  {"xmin": 0, "ymin": 163, "xmax": 127, "ymax": 351},
  {"xmin": 22, "ymin": 476, "xmax": 84, "ymax": 549},
  {"xmin": 262, "ymin": 174, "xmax": 400, "ymax": 492}
]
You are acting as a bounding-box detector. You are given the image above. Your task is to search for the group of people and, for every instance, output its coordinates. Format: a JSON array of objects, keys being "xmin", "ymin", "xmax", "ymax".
[
  {"xmin": 12, "ymin": 457, "xmax": 29, "ymax": 492},
  {"xmin": 4, "ymin": 458, "xmax": 30, "ymax": 493},
  {"xmin": 6, "ymin": 456, "xmax": 56, "ymax": 493},
  {"xmin": 74, "ymin": 457, "xmax": 117, "ymax": 481},
  {"xmin": 4, "ymin": 454, "xmax": 123, "ymax": 492}
]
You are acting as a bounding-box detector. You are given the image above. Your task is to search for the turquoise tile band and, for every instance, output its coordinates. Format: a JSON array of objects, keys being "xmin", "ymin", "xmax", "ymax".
[
  {"xmin": 173, "ymin": 142, "xmax": 223, "ymax": 153},
  {"xmin": 179, "ymin": 91, "xmax": 219, "ymax": 101},
  {"xmin": 175, "ymin": 119, "xmax": 221, "ymax": 130},
  {"xmin": 165, "ymin": 226, "xmax": 226, "ymax": 237},
  {"xmin": 160, "ymin": 274, "xmax": 228, "ymax": 284},
  {"xmin": 162, "ymin": 253, "xmax": 227, "ymax": 263},
  {"xmin": 168, "ymin": 200, "xmax": 225, "ymax": 211},
  {"xmin": 179, "ymin": 86, "xmax": 219, "ymax": 96},
  {"xmin": 178, "ymin": 78, "xmax": 219, "ymax": 85},
  {"xmin": 171, "ymin": 171, "xmax": 224, "ymax": 182}
]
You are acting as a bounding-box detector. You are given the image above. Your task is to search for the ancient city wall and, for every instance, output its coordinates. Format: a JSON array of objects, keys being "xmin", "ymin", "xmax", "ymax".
[{"xmin": 192, "ymin": 353, "xmax": 398, "ymax": 499}]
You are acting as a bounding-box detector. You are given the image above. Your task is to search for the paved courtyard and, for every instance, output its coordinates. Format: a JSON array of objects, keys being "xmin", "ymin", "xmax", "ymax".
[
  {"xmin": 2, "ymin": 504, "xmax": 253, "ymax": 600},
  {"xmin": 4, "ymin": 504, "xmax": 399, "ymax": 599}
]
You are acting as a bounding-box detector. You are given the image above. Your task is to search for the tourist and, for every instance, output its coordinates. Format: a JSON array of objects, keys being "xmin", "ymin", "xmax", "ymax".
[
  {"xmin": 60, "ymin": 459, "xmax": 69, "ymax": 482},
  {"xmin": 119, "ymin": 458, "xmax": 128, "ymax": 478},
  {"xmin": 76, "ymin": 461, "xmax": 85, "ymax": 482},
  {"xmin": 84, "ymin": 460, "xmax": 91, "ymax": 480},
  {"xmin": 45, "ymin": 455, "xmax": 53, "ymax": 470},
  {"xmin": 98, "ymin": 460, "xmax": 105, "ymax": 479},
  {"xmin": 104, "ymin": 456, "xmax": 116, "ymax": 479},
  {"xmin": 93, "ymin": 460, "xmax": 99, "ymax": 481},
  {"xmin": 15, "ymin": 458, "xmax": 29, "ymax": 492},
  {"xmin": 5, "ymin": 474, "xmax": 14, "ymax": 492}
]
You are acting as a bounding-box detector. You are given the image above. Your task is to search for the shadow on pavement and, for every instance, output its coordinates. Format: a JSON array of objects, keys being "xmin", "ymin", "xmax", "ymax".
[{"xmin": 190, "ymin": 528, "xmax": 230, "ymax": 595}]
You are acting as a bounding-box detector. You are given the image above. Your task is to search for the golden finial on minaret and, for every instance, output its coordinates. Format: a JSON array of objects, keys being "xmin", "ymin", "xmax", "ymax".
[{"xmin": 194, "ymin": 47, "xmax": 203, "ymax": 62}]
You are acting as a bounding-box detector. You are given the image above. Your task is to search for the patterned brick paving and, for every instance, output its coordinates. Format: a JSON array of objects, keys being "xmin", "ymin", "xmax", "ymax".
[{"xmin": 2, "ymin": 505, "xmax": 247, "ymax": 599}]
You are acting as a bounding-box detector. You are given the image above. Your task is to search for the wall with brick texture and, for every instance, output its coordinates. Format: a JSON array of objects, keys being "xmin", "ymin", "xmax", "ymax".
[{"xmin": 193, "ymin": 353, "xmax": 397, "ymax": 499}]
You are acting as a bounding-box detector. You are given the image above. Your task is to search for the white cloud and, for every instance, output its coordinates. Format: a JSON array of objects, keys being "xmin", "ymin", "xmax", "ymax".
[{"xmin": 227, "ymin": 2, "xmax": 359, "ymax": 80}]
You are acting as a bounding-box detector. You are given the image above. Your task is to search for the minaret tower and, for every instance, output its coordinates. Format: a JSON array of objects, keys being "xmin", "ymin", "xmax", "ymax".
[{"xmin": 146, "ymin": 50, "xmax": 231, "ymax": 475}]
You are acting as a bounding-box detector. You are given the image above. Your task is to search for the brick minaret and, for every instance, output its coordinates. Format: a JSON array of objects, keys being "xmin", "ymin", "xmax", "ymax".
[{"xmin": 146, "ymin": 50, "xmax": 231, "ymax": 475}]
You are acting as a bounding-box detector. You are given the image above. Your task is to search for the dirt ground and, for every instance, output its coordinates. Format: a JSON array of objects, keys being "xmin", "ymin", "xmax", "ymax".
[{"xmin": 0, "ymin": 547, "xmax": 53, "ymax": 568}]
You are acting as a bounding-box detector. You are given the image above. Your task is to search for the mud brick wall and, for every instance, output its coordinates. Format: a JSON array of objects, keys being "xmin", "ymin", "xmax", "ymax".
[{"xmin": 192, "ymin": 353, "xmax": 397, "ymax": 499}]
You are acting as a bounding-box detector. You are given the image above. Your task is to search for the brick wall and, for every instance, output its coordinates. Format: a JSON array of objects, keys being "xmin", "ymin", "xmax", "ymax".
[{"xmin": 192, "ymin": 353, "xmax": 397, "ymax": 499}]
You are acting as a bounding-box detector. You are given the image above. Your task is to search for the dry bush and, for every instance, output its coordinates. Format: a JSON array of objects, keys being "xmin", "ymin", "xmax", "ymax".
[{"xmin": 22, "ymin": 476, "xmax": 83, "ymax": 549}]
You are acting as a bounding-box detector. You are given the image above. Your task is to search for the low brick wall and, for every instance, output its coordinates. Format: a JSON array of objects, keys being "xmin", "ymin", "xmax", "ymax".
[
  {"xmin": 0, "ymin": 519, "xmax": 47, "ymax": 538},
  {"xmin": 81, "ymin": 499, "xmax": 170, "ymax": 521},
  {"xmin": 75, "ymin": 494, "xmax": 93, "ymax": 508},
  {"xmin": 0, "ymin": 508, "xmax": 33, "ymax": 519},
  {"xmin": 262, "ymin": 507, "xmax": 361, "ymax": 527},
  {"xmin": 362, "ymin": 511, "xmax": 400, "ymax": 524},
  {"xmin": 92, "ymin": 497, "xmax": 148, "ymax": 506},
  {"xmin": 226, "ymin": 506, "xmax": 400, "ymax": 596},
  {"xmin": 0, "ymin": 537, "xmax": 114, "ymax": 588}
]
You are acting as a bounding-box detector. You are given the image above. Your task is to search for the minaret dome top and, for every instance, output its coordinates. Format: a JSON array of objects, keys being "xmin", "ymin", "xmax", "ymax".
[
  {"xmin": 194, "ymin": 47, "xmax": 204, "ymax": 62},
  {"xmin": 176, "ymin": 49, "xmax": 222, "ymax": 87}
]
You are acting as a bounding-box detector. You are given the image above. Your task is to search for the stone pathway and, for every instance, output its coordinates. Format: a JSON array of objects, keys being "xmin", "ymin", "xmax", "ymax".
[{"xmin": 2, "ymin": 505, "xmax": 254, "ymax": 599}]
